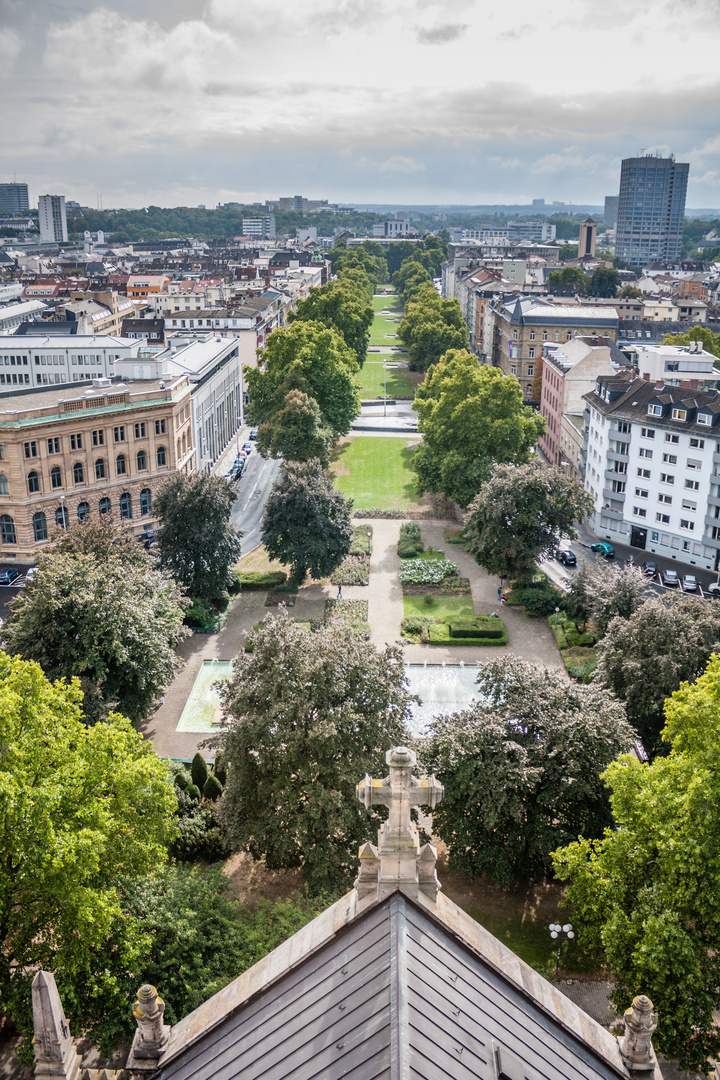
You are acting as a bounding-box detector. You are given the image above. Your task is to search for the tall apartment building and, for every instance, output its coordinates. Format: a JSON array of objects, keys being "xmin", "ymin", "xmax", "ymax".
[
  {"xmin": 242, "ymin": 215, "xmax": 276, "ymax": 238},
  {"xmin": 603, "ymin": 196, "xmax": 618, "ymax": 229},
  {"xmin": 537, "ymin": 337, "xmax": 617, "ymax": 468},
  {"xmin": 37, "ymin": 195, "xmax": 68, "ymax": 243},
  {"xmin": 614, "ymin": 154, "xmax": 688, "ymax": 265},
  {"xmin": 0, "ymin": 183, "xmax": 29, "ymax": 213},
  {"xmin": 507, "ymin": 221, "xmax": 556, "ymax": 243},
  {"xmin": 582, "ymin": 372, "xmax": 720, "ymax": 570}
]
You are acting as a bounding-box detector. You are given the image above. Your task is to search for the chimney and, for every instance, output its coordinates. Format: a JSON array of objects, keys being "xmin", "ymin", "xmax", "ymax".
[
  {"xmin": 642, "ymin": 372, "xmax": 650, "ymax": 381},
  {"xmin": 655, "ymin": 380, "xmax": 665, "ymax": 390}
]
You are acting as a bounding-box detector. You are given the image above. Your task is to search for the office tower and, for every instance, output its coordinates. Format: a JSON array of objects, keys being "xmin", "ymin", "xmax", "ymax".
[
  {"xmin": 578, "ymin": 218, "xmax": 597, "ymax": 258},
  {"xmin": 38, "ymin": 195, "xmax": 68, "ymax": 243},
  {"xmin": 0, "ymin": 183, "xmax": 30, "ymax": 213},
  {"xmin": 614, "ymin": 154, "xmax": 688, "ymax": 264},
  {"xmin": 603, "ymin": 196, "xmax": 618, "ymax": 229}
]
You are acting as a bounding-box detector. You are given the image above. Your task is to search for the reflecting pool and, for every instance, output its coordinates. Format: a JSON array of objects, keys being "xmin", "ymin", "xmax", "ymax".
[{"xmin": 405, "ymin": 663, "xmax": 480, "ymax": 736}]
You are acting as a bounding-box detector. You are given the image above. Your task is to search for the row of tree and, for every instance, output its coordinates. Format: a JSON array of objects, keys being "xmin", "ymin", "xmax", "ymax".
[
  {"xmin": 393, "ymin": 258, "xmax": 469, "ymax": 372},
  {"xmin": 547, "ymin": 264, "xmax": 622, "ymax": 298}
]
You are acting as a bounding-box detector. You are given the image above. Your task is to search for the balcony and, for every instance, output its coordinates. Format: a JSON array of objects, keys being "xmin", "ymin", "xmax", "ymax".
[
  {"xmin": 607, "ymin": 447, "xmax": 630, "ymax": 464},
  {"xmin": 603, "ymin": 487, "xmax": 626, "ymax": 503}
]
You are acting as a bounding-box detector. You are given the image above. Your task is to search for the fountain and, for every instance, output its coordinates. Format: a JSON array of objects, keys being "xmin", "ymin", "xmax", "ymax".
[{"xmin": 404, "ymin": 664, "xmax": 481, "ymax": 736}]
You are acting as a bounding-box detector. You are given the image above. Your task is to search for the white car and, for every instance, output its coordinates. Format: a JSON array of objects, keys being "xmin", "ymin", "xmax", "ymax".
[{"xmin": 682, "ymin": 575, "xmax": 698, "ymax": 592}]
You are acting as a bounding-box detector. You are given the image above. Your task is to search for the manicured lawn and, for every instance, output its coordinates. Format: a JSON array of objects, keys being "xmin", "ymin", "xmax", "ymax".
[
  {"xmin": 356, "ymin": 360, "xmax": 421, "ymax": 400},
  {"xmin": 403, "ymin": 594, "xmax": 476, "ymax": 623},
  {"xmin": 369, "ymin": 314, "xmax": 402, "ymax": 344},
  {"xmin": 372, "ymin": 293, "xmax": 401, "ymax": 312},
  {"xmin": 331, "ymin": 436, "xmax": 423, "ymax": 510}
]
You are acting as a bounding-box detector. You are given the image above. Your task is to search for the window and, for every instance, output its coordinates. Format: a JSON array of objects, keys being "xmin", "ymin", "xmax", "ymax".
[
  {"xmin": 612, "ymin": 480, "xmax": 626, "ymax": 493},
  {"xmin": 24, "ymin": 441, "xmax": 37, "ymax": 459},
  {"xmin": 634, "ymin": 488, "xmax": 648, "ymax": 498},
  {"xmin": 47, "ymin": 437, "xmax": 60, "ymax": 454},
  {"xmin": 0, "ymin": 446, "xmax": 4, "ymax": 461},
  {"xmin": 77, "ymin": 501, "xmax": 90, "ymax": 522},
  {"xmin": 155, "ymin": 419, "xmax": 166, "ymax": 435},
  {"xmin": 27, "ymin": 471, "xmax": 39, "ymax": 494},
  {"xmin": 0, "ymin": 473, "xmax": 7, "ymax": 495},
  {"xmin": 542, "ymin": 331, "xmax": 548, "ymax": 341},
  {"xmin": 615, "ymin": 442, "xmax": 629, "ymax": 455},
  {"xmin": 680, "ymin": 519, "xmax": 695, "ymax": 531},
  {"xmin": 73, "ymin": 462, "xmax": 84, "ymax": 484},
  {"xmin": 119, "ymin": 492, "xmax": 132, "ymax": 520},
  {"xmin": 55, "ymin": 505, "xmax": 69, "ymax": 529},
  {"xmin": 618, "ymin": 422, "xmax": 630, "ymax": 434},
  {"xmin": 658, "ymin": 493, "xmax": 672, "ymax": 504},
  {"xmin": 687, "ymin": 459, "xmax": 702, "ymax": 470},
  {"xmin": 637, "ymin": 468, "xmax": 651, "ymax": 479},
  {"xmin": 136, "ymin": 449, "xmax": 147, "ymax": 471},
  {"xmin": 157, "ymin": 446, "xmax": 167, "ymax": 467},
  {"xmin": 656, "ymin": 513, "xmax": 670, "ymax": 524},
  {"xmin": 527, "ymin": 365, "xmax": 534, "ymax": 377},
  {"xmin": 633, "ymin": 507, "xmax": 647, "ymax": 518},
  {"xmin": 93, "ymin": 429, "xmax": 104, "ymax": 447},
  {"xmin": 114, "ymin": 425, "xmax": 125, "ymax": 443},
  {"xmin": 639, "ymin": 448, "xmax": 653, "ymax": 459},
  {"xmin": 529, "ymin": 331, "xmax": 535, "ymax": 341},
  {"xmin": 662, "ymin": 453, "xmax": 677, "ymax": 464},
  {"xmin": 528, "ymin": 347, "xmax": 535, "ymax": 359},
  {"xmin": 99, "ymin": 497, "xmax": 111, "ymax": 516},
  {"xmin": 697, "ymin": 413, "xmax": 711, "ymax": 426},
  {"xmin": 510, "ymin": 365, "xmax": 517, "ymax": 376},
  {"xmin": 70, "ymin": 433, "xmax": 83, "ymax": 451},
  {"xmin": 648, "ymin": 404, "xmax": 662, "ymax": 416},
  {"xmin": 682, "ymin": 499, "xmax": 697, "ymax": 511},
  {"xmin": 51, "ymin": 466, "xmax": 62, "ymax": 490},
  {"xmin": 32, "ymin": 511, "xmax": 47, "ymax": 541},
  {"xmin": 140, "ymin": 488, "xmax": 152, "ymax": 516},
  {"xmin": 671, "ymin": 408, "xmax": 687, "ymax": 421},
  {"xmin": 95, "ymin": 458, "xmax": 106, "ymax": 480},
  {"xmin": 651, "ymin": 531, "xmax": 659, "ymax": 542},
  {"xmin": 685, "ymin": 479, "xmax": 700, "ymax": 491},
  {"xmin": 0, "ymin": 514, "xmax": 15, "ymax": 544},
  {"xmin": 690, "ymin": 438, "xmax": 705, "ymax": 449},
  {"xmin": 665, "ymin": 433, "xmax": 679, "ymax": 443},
  {"xmin": 660, "ymin": 473, "xmax": 675, "ymax": 485},
  {"xmin": 641, "ymin": 427, "xmax": 655, "ymax": 438},
  {"xmin": 134, "ymin": 422, "xmax": 146, "ymax": 438},
  {"xmin": 116, "ymin": 454, "xmax": 127, "ymax": 476}
]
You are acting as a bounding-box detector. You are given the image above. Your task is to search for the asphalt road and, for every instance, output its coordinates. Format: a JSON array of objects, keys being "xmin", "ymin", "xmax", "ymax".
[
  {"xmin": 0, "ymin": 575, "xmax": 31, "ymax": 622},
  {"xmin": 228, "ymin": 450, "xmax": 280, "ymax": 556}
]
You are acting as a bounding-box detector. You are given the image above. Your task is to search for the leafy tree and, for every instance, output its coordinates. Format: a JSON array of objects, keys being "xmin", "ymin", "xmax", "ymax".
[
  {"xmin": 547, "ymin": 266, "xmax": 587, "ymax": 294},
  {"xmin": 155, "ymin": 473, "xmax": 242, "ymax": 602},
  {"xmin": 564, "ymin": 558, "xmax": 593, "ymax": 629},
  {"xmin": 261, "ymin": 459, "xmax": 353, "ymax": 585},
  {"xmin": 618, "ymin": 285, "xmax": 643, "ymax": 299},
  {"xmin": 583, "ymin": 560, "xmax": 653, "ymax": 634},
  {"xmin": 407, "ymin": 317, "xmax": 468, "ymax": 373},
  {"xmin": 413, "ymin": 351, "xmax": 546, "ymax": 506},
  {"xmin": 558, "ymin": 244, "xmax": 579, "ymax": 261},
  {"xmin": 2, "ymin": 551, "xmax": 188, "ymax": 723},
  {"xmin": 593, "ymin": 593, "xmax": 720, "ymax": 754},
  {"xmin": 662, "ymin": 325, "xmax": 720, "ymax": 358},
  {"xmin": 50, "ymin": 514, "xmax": 149, "ymax": 567},
  {"xmin": 329, "ymin": 242, "xmax": 388, "ymax": 286},
  {"xmin": 0, "ymin": 652, "xmax": 176, "ymax": 1052},
  {"xmin": 246, "ymin": 320, "xmax": 360, "ymax": 436},
  {"xmin": 215, "ymin": 611, "xmax": 412, "ymax": 892},
  {"xmin": 588, "ymin": 266, "xmax": 621, "ymax": 298},
  {"xmin": 424, "ymin": 657, "xmax": 634, "ymax": 887},
  {"xmin": 393, "ymin": 259, "xmax": 432, "ymax": 302},
  {"xmin": 463, "ymin": 460, "xmax": 594, "ymax": 584},
  {"xmin": 257, "ymin": 389, "xmax": 333, "ymax": 466},
  {"xmin": 289, "ymin": 277, "xmax": 373, "ymax": 366},
  {"xmin": 552, "ymin": 653, "xmax": 720, "ymax": 1072}
]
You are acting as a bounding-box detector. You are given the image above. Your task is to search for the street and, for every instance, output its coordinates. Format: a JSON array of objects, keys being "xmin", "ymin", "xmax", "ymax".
[{"xmin": 228, "ymin": 450, "xmax": 280, "ymax": 555}]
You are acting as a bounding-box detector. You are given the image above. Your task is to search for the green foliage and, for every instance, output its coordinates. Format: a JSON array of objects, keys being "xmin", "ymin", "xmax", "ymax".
[
  {"xmin": 562, "ymin": 646, "xmax": 598, "ymax": 683},
  {"xmin": 289, "ymin": 274, "xmax": 374, "ymax": 366},
  {"xmin": 174, "ymin": 771, "xmax": 190, "ymax": 790},
  {"xmin": 583, "ymin": 560, "xmax": 653, "ymax": 634},
  {"xmin": 558, "ymin": 244, "xmax": 579, "ymax": 261},
  {"xmin": 400, "ymin": 558, "xmax": 458, "ymax": 585},
  {"xmin": 463, "ymin": 461, "xmax": 595, "ymax": 584},
  {"xmin": 213, "ymin": 752, "xmax": 228, "ymax": 787},
  {"xmin": 172, "ymin": 790, "xmax": 228, "ymax": 862},
  {"xmin": 588, "ymin": 266, "xmax": 621, "ymax": 298},
  {"xmin": 257, "ymin": 389, "xmax": 334, "ymax": 466},
  {"xmin": 261, "ymin": 459, "xmax": 353, "ymax": 585},
  {"xmin": 349, "ymin": 523, "xmax": 373, "ymax": 555},
  {"xmin": 618, "ymin": 285, "xmax": 643, "ymax": 299},
  {"xmin": 215, "ymin": 610, "xmax": 412, "ymax": 893},
  {"xmin": 425, "ymin": 656, "xmax": 634, "ymax": 887},
  {"xmin": 427, "ymin": 622, "xmax": 507, "ymax": 646},
  {"xmin": 552, "ymin": 653, "xmax": 720, "ymax": 1071},
  {"xmin": 450, "ymin": 617, "xmax": 504, "ymax": 639},
  {"xmin": 662, "ymin": 325, "xmax": 720, "ymax": 358},
  {"xmin": 185, "ymin": 783, "xmax": 202, "ymax": 802},
  {"xmin": 191, "ymin": 752, "xmax": 209, "ymax": 791},
  {"xmin": 395, "ymin": 283, "xmax": 468, "ymax": 372},
  {"xmin": 330, "ymin": 554, "xmax": 370, "ymax": 585},
  {"xmin": 547, "ymin": 266, "xmax": 587, "ymax": 294},
  {"xmin": 0, "ymin": 652, "xmax": 176, "ymax": 1053},
  {"xmin": 184, "ymin": 598, "xmax": 217, "ymax": 629},
  {"xmin": 414, "ymin": 350, "xmax": 546, "ymax": 507},
  {"xmin": 203, "ymin": 773, "xmax": 224, "ymax": 801},
  {"xmin": 397, "ymin": 522, "xmax": 423, "ymax": 557},
  {"xmin": 514, "ymin": 582, "xmax": 565, "ymax": 617},
  {"xmin": 155, "ymin": 473, "xmax": 243, "ymax": 602},
  {"xmin": 237, "ymin": 570, "xmax": 288, "ymax": 590}
]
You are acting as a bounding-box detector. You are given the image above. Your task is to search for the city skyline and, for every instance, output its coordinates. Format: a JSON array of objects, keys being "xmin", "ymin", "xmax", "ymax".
[{"xmin": 1, "ymin": 0, "xmax": 719, "ymax": 210}]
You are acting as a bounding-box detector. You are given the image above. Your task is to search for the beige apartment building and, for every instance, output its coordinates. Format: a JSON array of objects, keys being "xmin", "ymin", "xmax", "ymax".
[
  {"xmin": 537, "ymin": 337, "xmax": 618, "ymax": 467},
  {"xmin": 0, "ymin": 375, "xmax": 194, "ymax": 562}
]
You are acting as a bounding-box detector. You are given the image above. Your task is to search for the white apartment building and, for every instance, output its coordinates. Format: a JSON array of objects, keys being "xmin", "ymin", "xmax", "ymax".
[
  {"xmin": 38, "ymin": 195, "xmax": 68, "ymax": 244},
  {"xmin": 0, "ymin": 300, "xmax": 47, "ymax": 333},
  {"xmin": 0, "ymin": 335, "xmax": 146, "ymax": 389},
  {"xmin": 634, "ymin": 341, "xmax": 719, "ymax": 388},
  {"xmin": 582, "ymin": 372, "xmax": 720, "ymax": 571}
]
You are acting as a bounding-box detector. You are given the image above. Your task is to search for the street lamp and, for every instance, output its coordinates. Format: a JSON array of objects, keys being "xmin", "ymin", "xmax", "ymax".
[
  {"xmin": 554, "ymin": 605, "xmax": 560, "ymax": 629},
  {"xmin": 59, "ymin": 493, "xmax": 66, "ymax": 530},
  {"xmin": 383, "ymin": 360, "xmax": 387, "ymax": 418},
  {"xmin": 548, "ymin": 922, "xmax": 574, "ymax": 975}
]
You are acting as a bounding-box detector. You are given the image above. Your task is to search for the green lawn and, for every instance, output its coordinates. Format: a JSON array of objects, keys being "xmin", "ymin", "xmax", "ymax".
[
  {"xmin": 331, "ymin": 437, "xmax": 422, "ymax": 510},
  {"xmin": 403, "ymin": 594, "xmax": 476, "ymax": 623},
  {"xmin": 372, "ymin": 293, "xmax": 401, "ymax": 312},
  {"xmin": 369, "ymin": 315, "xmax": 402, "ymax": 344},
  {"xmin": 356, "ymin": 360, "xmax": 421, "ymax": 400}
]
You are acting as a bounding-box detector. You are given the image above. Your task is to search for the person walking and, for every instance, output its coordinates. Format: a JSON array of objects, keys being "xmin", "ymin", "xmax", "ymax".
[
  {"xmin": 337, "ymin": 584, "xmax": 342, "ymax": 599},
  {"xmin": 497, "ymin": 586, "xmax": 502, "ymax": 602}
]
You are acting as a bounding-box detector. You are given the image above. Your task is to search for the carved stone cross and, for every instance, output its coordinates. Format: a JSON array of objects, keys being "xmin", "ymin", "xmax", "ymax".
[{"xmin": 355, "ymin": 746, "xmax": 444, "ymax": 902}]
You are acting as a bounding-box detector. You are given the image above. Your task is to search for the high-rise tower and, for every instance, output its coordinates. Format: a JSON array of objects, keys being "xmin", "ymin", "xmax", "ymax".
[
  {"xmin": 38, "ymin": 194, "xmax": 68, "ymax": 243},
  {"xmin": 614, "ymin": 153, "xmax": 688, "ymax": 265}
]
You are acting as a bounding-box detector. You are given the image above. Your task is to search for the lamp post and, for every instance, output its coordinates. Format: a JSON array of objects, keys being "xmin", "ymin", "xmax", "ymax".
[
  {"xmin": 549, "ymin": 922, "xmax": 574, "ymax": 976},
  {"xmin": 383, "ymin": 360, "xmax": 387, "ymax": 418},
  {"xmin": 554, "ymin": 605, "xmax": 560, "ymax": 630},
  {"xmin": 59, "ymin": 493, "xmax": 66, "ymax": 530}
]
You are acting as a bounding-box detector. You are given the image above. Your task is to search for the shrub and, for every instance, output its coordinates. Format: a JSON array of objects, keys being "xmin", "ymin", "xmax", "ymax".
[
  {"xmin": 400, "ymin": 522, "xmax": 421, "ymax": 542},
  {"xmin": 171, "ymin": 793, "xmax": 228, "ymax": 862},
  {"xmin": 191, "ymin": 752, "xmax": 209, "ymax": 790},
  {"xmin": 399, "ymin": 558, "xmax": 459, "ymax": 585},
  {"xmin": 185, "ymin": 783, "xmax": 201, "ymax": 802},
  {"xmin": 443, "ymin": 527, "xmax": 466, "ymax": 545},
  {"xmin": 515, "ymin": 583, "xmax": 564, "ymax": 618},
  {"xmin": 428, "ymin": 622, "xmax": 507, "ymax": 647},
  {"xmin": 236, "ymin": 570, "xmax": 288, "ymax": 590},
  {"xmin": 213, "ymin": 753, "xmax": 227, "ymax": 786},
  {"xmin": 174, "ymin": 771, "xmax": 190, "ymax": 791},
  {"xmin": 423, "ymin": 594, "xmax": 435, "ymax": 606},
  {"xmin": 203, "ymin": 774, "xmax": 224, "ymax": 801},
  {"xmin": 397, "ymin": 540, "xmax": 422, "ymax": 558},
  {"xmin": 330, "ymin": 554, "xmax": 370, "ymax": 585},
  {"xmin": 349, "ymin": 525, "xmax": 373, "ymax": 556},
  {"xmin": 184, "ymin": 598, "xmax": 216, "ymax": 628},
  {"xmin": 450, "ymin": 619, "xmax": 504, "ymax": 640},
  {"xmin": 562, "ymin": 645, "xmax": 598, "ymax": 683},
  {"xmin": 401, "ymin": 615, "xmax": 431, "ymax": 636}
]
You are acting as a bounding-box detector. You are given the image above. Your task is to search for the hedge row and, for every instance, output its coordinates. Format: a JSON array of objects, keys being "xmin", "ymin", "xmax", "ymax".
[
  {"xmin": 237, "ymin": 570, "xmax": 288, "ymax": 590},
  {"xmin": 428, "ymin": 622, "xmax": 507, "ymax": 647}
]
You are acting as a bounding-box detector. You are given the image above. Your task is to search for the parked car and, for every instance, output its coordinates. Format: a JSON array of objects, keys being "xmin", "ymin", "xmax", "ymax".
[
  {"xmin": 0, "ymin": 568, "xmax": 21, "ymax": 585},
  {"xmin": 24, "ymin": 567, "xmax": 37, "ymax": 583},
  {"xmin": 249, "ymin": 428, "xmax": 258, "ymax": 440},
  {"xmin": 641, "ymin": 561, "xmax": 657, "ymax": 578},
  {"xmin": 591, "ymin": 542, "xmax": 615, "ymax": 558},
  {"xmin": 555, "ymin": 549, "xmax": 577, "ymax": 566},
  {"xmin": 662, "ymin": 569, "xmax": 679, "ymax": 587},
  {"xmin": 682, "ymin": 575, "xmax": 698, "ymax": 592},
  {"xmin": 242, "ymin": 442, "xmax": 253, "ymax": 455},
  {"xmin": 707, "ymin": 581, "xmax": 720, "ymax": 597}
]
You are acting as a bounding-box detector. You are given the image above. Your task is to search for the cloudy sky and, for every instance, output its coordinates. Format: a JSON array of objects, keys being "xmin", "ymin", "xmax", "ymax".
[{"xmin": 1, "ymin": 0, "xmax": 719, "ymax": 210}]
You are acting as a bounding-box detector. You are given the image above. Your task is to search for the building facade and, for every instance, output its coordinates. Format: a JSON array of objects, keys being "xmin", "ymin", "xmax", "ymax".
[
  {"xmin": 0, "ymin": 335, "xmax": 146, "ymax": 389},
  {"xmin": 538, "ymin": 337, "xmax": 618, "ymax": 465},
  {"xmin": 615, "ymin": 154, "xmax": 688, "ymax": 265},
  {"xmin": 582, "ymin": 372, "xmax": 720, "ymax": 570},
  {"xmin": 0, "ymin": 183, "xmax": 29, "ymax": 214},
  {"xmin": 242, "ymin": 215, "xmax": 276, "ymax": 238},
  {"xmin": 37, "ymin": 195, "xmax": 68, "ymax": 244}
]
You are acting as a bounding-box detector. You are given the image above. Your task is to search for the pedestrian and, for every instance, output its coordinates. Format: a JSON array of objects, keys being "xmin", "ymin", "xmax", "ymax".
[
  {"xmin": 337, "ymin": 584, "xmax": 342, "ymax": 599},
  {"xmin": 500, "ymin": 593, "xmax": 506, "ymax": 605},
  {"xmin": 497, "ymin": 586, "xmax": 502, "ymax": 602}
]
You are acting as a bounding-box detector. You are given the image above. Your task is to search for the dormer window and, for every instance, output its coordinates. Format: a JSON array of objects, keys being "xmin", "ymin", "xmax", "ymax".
[
  {"xmin": 697, "ymin": 413, "xmax": 711, "ymax": 426},
  {"xmin": 648, "ymin": 404, "xmax": 662, "ymax": 417},
  {"xmin": 671, "ymin": 408, "xmax": 687, "ymax": 421}
]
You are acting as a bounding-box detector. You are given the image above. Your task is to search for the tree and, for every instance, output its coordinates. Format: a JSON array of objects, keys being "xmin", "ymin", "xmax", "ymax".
[
  {"xmin": 618, "ymin": 285, "xmax": 643, "ymax": 299},
  {"xmin": 662, "ymin": 325, "xmax": 720, "ymax": 358},
  {"xmin": 583, "ymin": 560, "xmax": 653, "ymax": 634},
  {"xmin": 246, "ymin": 321, "xmax": 360, "ymax": 436},
  {"xmin": 155, "ymin": 473, "xmax": 242, "ymax": 602},
  {"xmin": 261, "ymin": 459, "xmax": 353, "ymax": 585},
  {"xmin": 424, "ymin": 657, "xmax": 635, "ymax": 888},
  {"xmin": 393, "ymin": 259, "xmax": 432, "ymax": 302},
  {"xmin": 256, "ymin": 389, "xmax": 333, "ymax": 466},
  {"xmin": 588, "ymin": 266, "xmax": 620, "ymax": 298},
  {"xmin": 50, "ymin": 514, "xmax": 150, "ymax": 566},
  {"xmin": 407, "ymin": 317, "xmax": 468, "ymax": 372},
  {"xmin": 289, "ymin": 278, "xmax": 374, "ymax": 366},
  {"xmin": 558, "ymin": 244, "xmax": 579, "ymax": 261},
  {"xmin": 2, "ymin": 550, "xmax": 188, "ymax": 723},
  {"xmin": 413, "ymin": 350, "xmax": 546, "ymax": 507},
  {"xmin": 463, "ymin": 460, "xmax": 593, "ymax": 583},
  {"xmin": 547, "ymin": 266, "xmax": 587, "ymax": 294},
  {"xmin": 592, "ymin": 592, "xmax": 720, "ymax": 754},
  {"xmin": 552, "ymin": 653, "xmax": 720, "ymax": 1072},
  {"xmin": 0, "ymin": 652, "xmax": 176, "ymax": 1052},
  {"xmin": 215, "ymin": 611, "xmax": 412, "ymax": 893}
]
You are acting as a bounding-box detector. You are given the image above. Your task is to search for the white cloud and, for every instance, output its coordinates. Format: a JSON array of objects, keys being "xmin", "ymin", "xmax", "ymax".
[
  {"xmin": 0, "ymin": 28, "xmax": 20, "ymax": 64},
  {"xmin": 378, "ymin": 156, "xmax": 425, "ymax": 173}
]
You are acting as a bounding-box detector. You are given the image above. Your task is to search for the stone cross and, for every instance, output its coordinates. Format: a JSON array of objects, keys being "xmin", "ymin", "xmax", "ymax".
[
  {"xmin": 355, "ymin": 746, "xmax": 444, "ymax": 901},
  {"xmin": 31, "ymin": 971, "xmax": 81, "ymax": 1080},
  {"xmin": 619, "ymin": 995, "xmax": 659, "ymax": 1072}
]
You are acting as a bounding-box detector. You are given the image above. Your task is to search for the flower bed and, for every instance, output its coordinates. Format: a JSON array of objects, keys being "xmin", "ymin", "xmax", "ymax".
[
  {"xmin": 354, "ymin": 509, "xmax": 456, "ymax": 520},
  {"xmin": 325, "ymin": 598, "xmax": 368, "ymax": 621},
  {"xmin": 400, "ymin": 558, "xmax": 458, "ymax": 586},
  {"xmin": 330, "ymin": 526, "xmax": 372, "ymax": 585}
]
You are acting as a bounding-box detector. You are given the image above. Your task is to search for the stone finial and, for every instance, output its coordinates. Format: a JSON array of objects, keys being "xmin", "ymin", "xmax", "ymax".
[
  {"xmin": 127, "ymin": 985, "xmax": 170, "ymax": 1071},
  {"xmin": 354, "ymin": 746, "xmax": 444, "ymax": 901},
  {"xmin": 31, "ymin": 971, "xmax": 81, "ymax": 1080},
  {"xmin": 619, "ymin": 995, "xmax": 659, "ymax": 1073}
]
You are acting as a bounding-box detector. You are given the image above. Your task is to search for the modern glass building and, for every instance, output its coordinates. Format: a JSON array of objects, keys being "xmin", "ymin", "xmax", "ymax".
[
  {"xmin": 615, "ymin": 154, "xmax": 688, "ymax": 265},
  {"xmin": 0, "ymin": 183, "xmax": 29, "ymax": 214}
]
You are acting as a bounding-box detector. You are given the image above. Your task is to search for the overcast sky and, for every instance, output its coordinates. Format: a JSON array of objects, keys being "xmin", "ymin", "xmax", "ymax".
[{"xmin": 1, "ymin": 0, "xmax": 719, "ymax": 210}]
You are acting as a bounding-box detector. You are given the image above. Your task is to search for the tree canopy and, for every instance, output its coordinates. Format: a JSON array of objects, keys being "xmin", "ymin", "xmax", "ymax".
[
  {"xmin": 662, "ymin": 325, "xmax": 720, "ymax": 358},
  {"xmin": 215, "ymin": 611, "xmax": 412, "ymax": 893},
  {"xmin": 463, "ymin": 460, "xmax": 594, "ymax": 583},
  {"xmin": 413, "ymin": 352, "xmax": 546, "ymax": 507},
  {"xmin": 261, "ymin": 458, "xmax": 353, "ymax": 585},
  {"xmin": 397, "ymin": 288, "xmax": 468, "ymax": 372},
  {"xmin": 155, "ymin": 472, "xmax": 242, "ymax": 601},
  {"xmin": 256, "ymin": 389, "xmax": 333, "ymax": 466},
  {"xmin": 288, "ymin": 272, "xmax": 374, "ymax": 366},
  {"xmin": 547, "ymin": 266, "xmax": 587, "ymax": 295},
  {"xmin": 553, "ymin": 652, "xmax": 720, "ymax": 1072},
  {"xmin": 424, "ymin": 657, "xmax": 634, "ymax": 887}
]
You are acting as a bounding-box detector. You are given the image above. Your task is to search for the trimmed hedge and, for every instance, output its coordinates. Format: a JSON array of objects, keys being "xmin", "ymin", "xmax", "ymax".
[
  {"xmin": 237, "ymin": 570, "xmax": 288, "ymax": 590},
  {"xmin": 428, "ymin": 622, "xmax": 507, "ymax": 647},
  {"xmin": 450, "ymin": 618, "xmax": 504, "ymax": 640}
]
